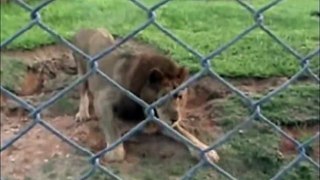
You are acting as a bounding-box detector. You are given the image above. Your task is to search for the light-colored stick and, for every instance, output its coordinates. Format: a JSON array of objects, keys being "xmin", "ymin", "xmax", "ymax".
[{"xmin": 172, "ymin": 121, "xmax": 220, "ymax": 163}]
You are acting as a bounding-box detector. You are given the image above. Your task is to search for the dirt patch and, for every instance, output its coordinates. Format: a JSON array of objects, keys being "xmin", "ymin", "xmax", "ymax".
[
  {"xmin": 1, "ymin": 40, "xmax": 318, "ymax": 180},
  {"xmin": 280, "ymin": 125, "xmax": 320, "ymax": 161}
]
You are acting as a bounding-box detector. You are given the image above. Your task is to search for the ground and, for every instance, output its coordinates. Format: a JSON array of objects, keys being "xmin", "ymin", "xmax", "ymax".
[
  {"xmin": 1, "ymin": 0, "xmax": 319, "ymax": 180},
  {"xmin": 1, "ymin": 39, "xmax": 319, "ymax": 180}
]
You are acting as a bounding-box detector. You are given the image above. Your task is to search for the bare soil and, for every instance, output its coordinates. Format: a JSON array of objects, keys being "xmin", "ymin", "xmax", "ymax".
[{"xmin": 1, "ymin": 39, "xmax": 318, "ymax": 180}]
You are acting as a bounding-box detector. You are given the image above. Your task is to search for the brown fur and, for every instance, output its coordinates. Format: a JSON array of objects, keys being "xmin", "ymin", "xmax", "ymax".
[{"xmin": 72, "ymin": 28, "xmax": 219, "ymax": 163}]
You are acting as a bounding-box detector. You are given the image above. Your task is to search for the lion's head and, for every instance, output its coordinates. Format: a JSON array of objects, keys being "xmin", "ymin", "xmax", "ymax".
[{"xmin": 136, "ymin": 54, "xmax": 189, "ymax": 125}]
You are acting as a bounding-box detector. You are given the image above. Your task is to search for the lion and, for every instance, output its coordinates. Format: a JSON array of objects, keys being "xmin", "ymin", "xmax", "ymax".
[{"xmin": 72, "ymin": 28, "xmax": 219, "ymax": 163}]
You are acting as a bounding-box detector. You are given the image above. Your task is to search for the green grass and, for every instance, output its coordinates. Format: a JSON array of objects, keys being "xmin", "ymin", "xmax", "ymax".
[
  {"xmin": 284, "ymin": 161, "xmax": 320, "ymax": 180},
  {"xmin": 214, "ymin": 82, "xmax": 320, "ymax": 126},
  {"xmin": 261, "ymin": 82, "xmax": 320, "ymax": 125},
  {"xmin": 1, "ymin": 0, "xmax": 319, "ymax": 77},
  {"xmin": 215, "ymin": 125, "xmax": 285, "ymax": 180}
]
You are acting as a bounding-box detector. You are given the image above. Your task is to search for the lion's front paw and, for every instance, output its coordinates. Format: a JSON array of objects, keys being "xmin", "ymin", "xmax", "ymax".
[
  {"xmin": 75, "ymin": 110, "xmax": 90, "ymax": 122},
  {"xmin": 102, "ymin": 145, "xmax": 126, "ymax": 163}
]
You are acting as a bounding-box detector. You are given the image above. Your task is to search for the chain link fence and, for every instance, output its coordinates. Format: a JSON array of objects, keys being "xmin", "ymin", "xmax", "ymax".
[{"xmin": 1, "ymin": 0, "xmax": 319, "ymax": 179}]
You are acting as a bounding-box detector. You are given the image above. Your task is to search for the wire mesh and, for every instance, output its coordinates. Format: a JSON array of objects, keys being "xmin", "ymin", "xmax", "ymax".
[{"xmin": 1, "ymin": 0, "xmax": 319, "ymax": 179}]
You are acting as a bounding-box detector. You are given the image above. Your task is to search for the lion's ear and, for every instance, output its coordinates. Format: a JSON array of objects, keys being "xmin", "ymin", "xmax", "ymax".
[
  {"xmin": 178, "ymin": 66, "xmax": 189, "ymax": 81},
  {"xmin": 148, "ymin": 68, "xmax": 164, "ymax": 84}
]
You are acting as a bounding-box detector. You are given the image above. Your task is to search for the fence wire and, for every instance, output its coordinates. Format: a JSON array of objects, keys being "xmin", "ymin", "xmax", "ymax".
[{"xmin": 1, "ymin": 0, "xmax": 319, "ymax": 180}]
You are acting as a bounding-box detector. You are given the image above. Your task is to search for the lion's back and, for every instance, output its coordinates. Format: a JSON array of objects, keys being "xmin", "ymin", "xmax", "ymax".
[{"xmin": 73, "ymin": 28, "xmax": 115, "ymax": 56}]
